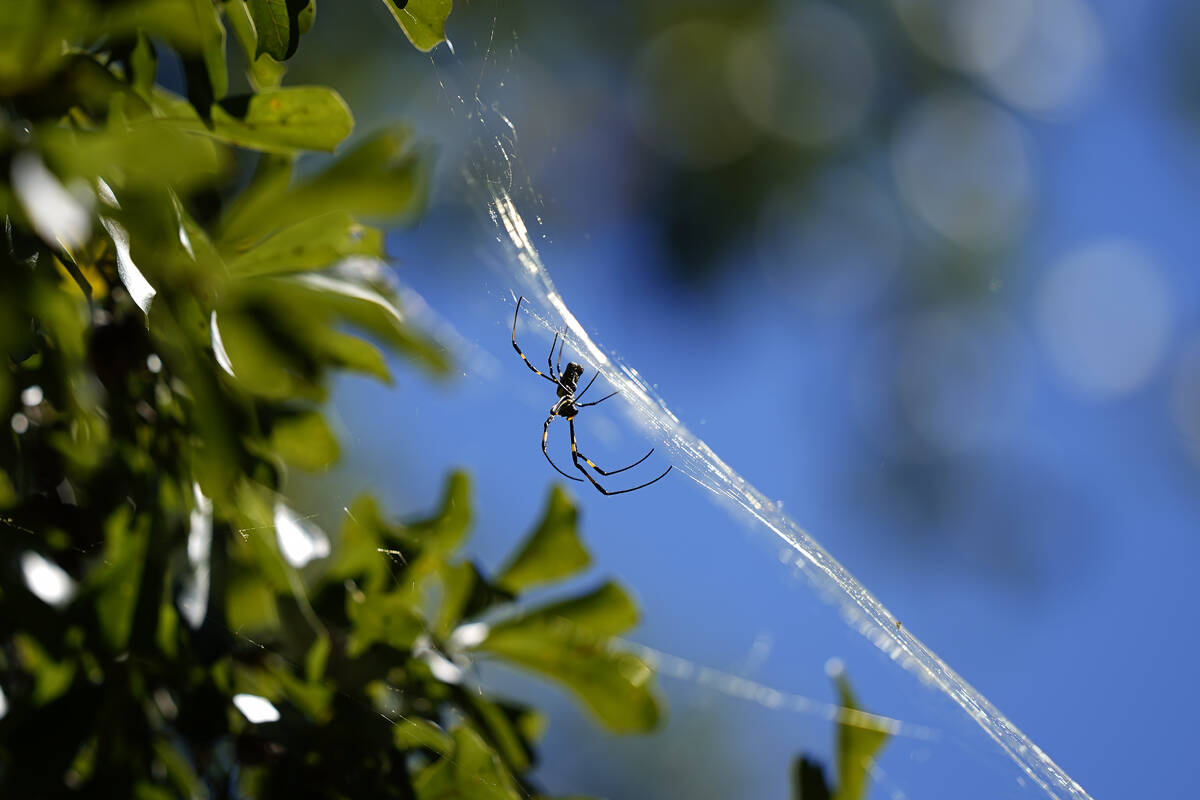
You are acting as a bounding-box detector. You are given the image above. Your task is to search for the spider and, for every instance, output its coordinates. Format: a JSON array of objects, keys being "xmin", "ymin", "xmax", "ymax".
[{"xmin": 511, "ymin": 296, "xmax": 672, "ymax": 495}]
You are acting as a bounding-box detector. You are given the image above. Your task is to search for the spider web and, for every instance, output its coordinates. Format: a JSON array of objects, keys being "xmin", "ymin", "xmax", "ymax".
[{"xmin": 386, "ymin": 12, "xmax": 1098, "ymax": 800}]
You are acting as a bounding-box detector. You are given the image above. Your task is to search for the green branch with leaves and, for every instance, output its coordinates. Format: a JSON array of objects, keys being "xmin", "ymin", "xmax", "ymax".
[{"xmin": 0, "ymin": 2, "xmax": 659, "ymax": 797}]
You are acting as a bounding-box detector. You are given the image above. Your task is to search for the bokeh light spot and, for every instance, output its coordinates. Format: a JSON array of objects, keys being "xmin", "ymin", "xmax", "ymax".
[
  {"xmin": 1037, "ymin": 241, "xmax": 1171, "ymax": 398},
  {"xmin": 728, "ymin": 4, "xmax": 876, "ymax": 149},
  {"xmin": 629, "ymin": 22, "xmax": 759, "ymax": 168},
  {"xmin": 891, "ymin": 92, "xmax": 1032, "ymax": 249}
]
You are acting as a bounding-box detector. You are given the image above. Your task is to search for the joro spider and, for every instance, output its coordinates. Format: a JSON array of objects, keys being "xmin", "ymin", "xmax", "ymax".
[{"xmin": 511, "ymin": 296, "xmax": 672, "ymax": 495}]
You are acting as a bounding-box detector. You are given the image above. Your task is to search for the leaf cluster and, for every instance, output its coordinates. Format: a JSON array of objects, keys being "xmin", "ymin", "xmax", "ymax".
[{"xmin": 0, "ymin": 2, "xmax": 658, "ymax": 798}]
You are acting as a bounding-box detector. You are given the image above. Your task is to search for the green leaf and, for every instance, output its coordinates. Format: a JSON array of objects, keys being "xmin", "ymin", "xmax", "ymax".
[
  {"xmin": 269, "ymin": 410, "xmax": 340, "ymax": 470},
  {"xmin": 14, "ymin": 634, "xmax": 76, "ymax": 704},
  {"xmin": 92, "ymin": 506, "xmax": 151, "ymax": 651},
  {"xmin": 279, "ymin": 272, "xmax": 450, "ymax": 376},
  {"xmin": 415, "ymin": 726, "xmax": 522, "ymax": 800},
  {"xmin": 225, "ymin": 0, "xmax": 288, "ymax": 90},
  {"xmin": 491, "ymin": 581, "xmax": 639, "ymax": 639},
  {"xmin": 379, "ymin": 0, "xmax": 453, "ymax": 53},
  {"xmin": 328, "ymin": 495, "xmax": 392, "ymax": 589},
  {"xmin": 298, "ymin": 0, "xmax": 316, "ymax": 34},
  {"xmin": 208, "ymin": 87, "xmax": 354, "ymax": 153},
  {"xmin": 403, "ymin": 471, "xmax": 472, "ymax": 555},
  {"xmin": 191, "ymin": 0, "xmax": 229, "ymax": 100},
  {"xmin": 433, "ymin": 560, "xmax": 477, "ymax": 638},
  {"xmin": 246, "ymin": 0, "xmax": 301, "ymax": 60},
  {"xmin": 476, "ymin": 582, "xmax": 659, "ymax": 732},
  {"xmin": 833, "ymin": 675, "xmax": 891, "ymax": 800},
  {"xmin": 458, "ymin": 694, "xmax": 540, "ymax": 774},
  {"xmin": 394, "ymin": 718, "xmax": 453, "ymax": 754},
  {"xmin": 496, "ymin": 485, "xmax": 589, "ymax": 593},
  {"xmin": 346, "ymin": 588, "xmax": 425, "ymax": 656},
  {"xmin": 224, "ymin": 212, "xmax": 384, "ymax": 276},
  {"xmin": 219, "ymin": 125, "xmax": 429, "ymax": 245},
  {"xmin": 130, "ymin": 33, "xmax": 158, "ymax": 95},
  {"xmin": 40, "ymin": 121, "xmax": 226, "ymax": 192},
  {"xmin": 305, "ymin": 632, "xmax": 331, "ymax": 681}
]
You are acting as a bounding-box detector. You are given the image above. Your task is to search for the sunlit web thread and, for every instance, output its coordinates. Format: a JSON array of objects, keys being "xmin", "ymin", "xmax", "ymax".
[
  {"xmin": 618, "ymin": 639, "xmax": 937, "ymax": 742},
  {"xmin": 437, "ymin": 53, "xmax": 1095, "ymax": 800}
]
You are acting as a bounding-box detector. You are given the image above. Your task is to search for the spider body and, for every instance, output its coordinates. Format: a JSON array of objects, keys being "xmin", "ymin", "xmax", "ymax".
[{"xmin": 512, "ymin": 296, "xmax": 671, "ymax": 495}]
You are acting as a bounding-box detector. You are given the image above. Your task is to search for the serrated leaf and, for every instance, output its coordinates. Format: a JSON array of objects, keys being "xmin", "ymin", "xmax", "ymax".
[
  {"xmin": 491, "ymin": 581, "xmax": 638, "ymax": 639},
  {"xmin": 496, "ymin": 486, "xmax": 589, "ymax": 593},
  {"xmin": 284, "ymin": 272, "xmax": 450, "ymax": 375},
  {"xmin": 225, "ymin": 212, "xmax": 383, "ymax": 276},
  {"xmin": 219, "ymin": 125, "xmax": 428, "ymax": 245},
  {"xmin": 476, "ymin": 582, "xmax": 658, "ymax": 732},
  {"xmin": 379, "ymin": 0, "xmax": 452, "ymax": 53},
  {"xmin": 415, "ymin": 726, "xmax": 522, "ymax": 800},
  {"xmin": 208, "ymin": 87, "xmax": 353, "ymax": 153},
  {"xmin": 403, "ymin": 471, "xmax": 472, "ymax": 555}
]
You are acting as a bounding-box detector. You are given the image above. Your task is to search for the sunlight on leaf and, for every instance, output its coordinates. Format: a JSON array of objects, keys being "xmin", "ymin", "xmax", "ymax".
[
  {"xmin": 477, "ymin": 582, "xmax": 659, "ymax": 732},
  {"xmin": 208, "ymin": 87, "xmax": 353, "ymax": 153},
  {"xmin": 380, "ymin": 0, "xmax": 453, "ymax": 53}
]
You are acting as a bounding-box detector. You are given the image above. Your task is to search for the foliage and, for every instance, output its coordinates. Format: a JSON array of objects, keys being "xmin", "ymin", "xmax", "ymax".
[
  {"xmin": 0, "ymin": 1, "xmax": 659, "ymax": 797},
  {"xmin": 791, "ymin": 675, "xmax": 891, "ymax": 800}
]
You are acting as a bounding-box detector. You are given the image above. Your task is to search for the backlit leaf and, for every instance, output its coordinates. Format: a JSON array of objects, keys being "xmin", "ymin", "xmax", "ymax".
[
  {"xmin": 224, "ymin": 212, "xmax": 383, "ymax": 276},
  {"xmin": 208, "ymin": 87, "xmax": 354, "ymax": 153},
  {"xmin": 476, "ymin": 582, "xmax": 658, "ymax": 732},
  {"xmin": 833, "ymin": 675, "xmax": 891, "ymax": 800},
  {"xmin": 379, "ymin": 0, "xmax": 453, "ymax": 53},
  {"xmin": 496, "ymin": 485, "xmax": 589, "ymax": 593}
]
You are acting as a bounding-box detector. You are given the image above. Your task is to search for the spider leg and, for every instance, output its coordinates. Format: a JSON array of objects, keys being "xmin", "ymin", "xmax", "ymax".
[
  {"xmin": 570, "ymin": 419, "xmax": 672, "ymax": 495},
  {"xmin": 578, "ymin": 390, "xmax": 618, "ymax": 408},
  {"xmin": 512, "ymin": 296, "xmax": 560, "ymax": 385},
  {"xmin": 547, "ymin": 331, "xmax": 560, "ymax": 379},
  {"xmin": 574, "ymin": 444, "xmax": 655, "ymax": 476},
  {"xmin": 575, "ymin": 370, "xmax": 600, "ymax": 401},
  {"xmin": 556, "ymin": 333, "xmax": 567, "ymax": 377},
  {"xmin": 543, "ymin": 415, "xmax": 583, "ymax": 482}
]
